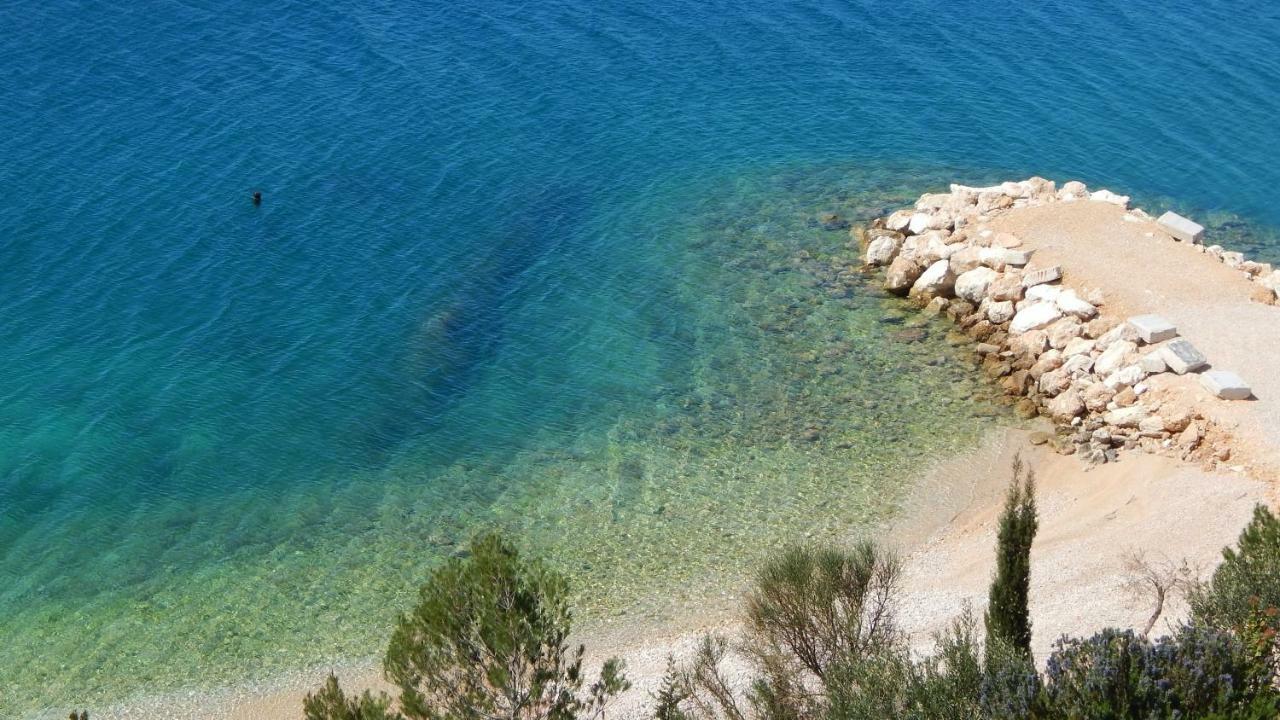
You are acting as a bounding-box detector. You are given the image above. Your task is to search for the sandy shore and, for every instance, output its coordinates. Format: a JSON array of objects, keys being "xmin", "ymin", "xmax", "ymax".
[
  {"xmin": 103, "ymin": 424, "xmax": 1266, "ymax": 720},
  {"xmin": 104, "ymin": 188, "xmax": 1279, "ymax": 720}
]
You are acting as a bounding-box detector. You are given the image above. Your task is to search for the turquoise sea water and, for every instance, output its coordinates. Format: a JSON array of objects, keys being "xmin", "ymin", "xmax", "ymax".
[{"xmin": 3, "ymin": 1, "xmax": 1280, "ymax": 715}]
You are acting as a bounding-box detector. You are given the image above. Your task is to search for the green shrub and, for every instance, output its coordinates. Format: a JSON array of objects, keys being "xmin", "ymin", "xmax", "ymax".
[
  {"xmin": 304, "ymin": 532, "xmax": 628, "ymax": 720},
  {"xmin": 1040, "ymin": 625, "xmax": 1279, "ymax": 719},
  {"xmin": 1190, "ymin": 504, "xmax": 1280, "ymax": 634},
  {"xmin": 985, "ymin": 457, "xmax": 1037, "ymax": 658},
  {"xmin": 826, "ymin": 610, "xmax": 985, "ymax": 720}
]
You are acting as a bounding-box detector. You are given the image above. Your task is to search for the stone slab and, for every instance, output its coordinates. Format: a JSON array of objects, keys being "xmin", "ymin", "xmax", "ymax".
[
  {"xmin": 1156, "ymin": 211, "xmax": 1205, "ymax": 244},
  {"xmin": 1160, "ymin": 338, "xmax": 1207, "ymax": 375},
  {"xmin": 1200, "ymin": 370, "xmax": 1252, "ymax": 400},
  {"xmin": 1127, "ymin": 314, "xmax": 1178, "ymax": 344},
  {"xmin": 1021, "ymin": 265, "xmax": 1063, "ymax": 288}
]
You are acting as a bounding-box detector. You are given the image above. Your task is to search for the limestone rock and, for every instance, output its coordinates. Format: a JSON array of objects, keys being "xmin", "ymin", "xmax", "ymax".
[
  {"xmin": 884, "ymin": 256, "xmax": 924, "ymax": 295},
  {"xmin": 1029, "ymin": 350, "xmax": 1064, "ymax": 380},
  {"xmin": 885, "ymin": 210, "xmax": 913, "ymax": 232},
  {"xmin": 1084, "ymin": 316, "xmax": 1119, "ymax": 339},
  {"xmin": 1062, "ymin": 354, "xmax": 1094, "ymax": 377},
  {"xmin": 1009, "ymin": 303, "xmax": 1063, "ymax": 334},
  {"xmin": 1103, "ymin": 364, "xmax": 1146, "ymax": 390},
  {"xmin": 1140, "ymin": 352, "xmax": 1168, "ymax": 374},
  {"xmin": 1010, "ymin": 329, "xmax": 1049, "ymax": 357},
  {"xmin": 1160, "ymin": 339, "xmax": 1207, "ymax": 375},
  {"xmin": 1127, "ymin": 315, "xmax": 1177, "ymax": 343},
  {"xmin": 1025, "ymin": 284, "xmax": 1062, "ymax": 304},
  {"xmin": 1063, "ymin": 337, "xmax": 1095, "ymax": 357},
  {"xmin": 908, "ymin": 211, "xmax": 949, "ymax": 235},
  {"xmin": 949, "ymin": 246, "xmax": 984, "ymax": 275},
  {"xmin": 987, "ymin": 300, "xmax": 1015, "ymax": 324},
  {"xmin": 987, "ymin": 274, "xmax": 1025, "ymax": 302},
  {"xmin": 1048, "ymin": 389, "xmax": 1085, "ymax": 421},
  {"xmin": 1039, "ymin": 368, "xmax": 1072, "ymax": 397},
  {"xmin": 909, "ymin": 259, "xmax": 956, "ymax": 300},
  {"xmin": 1138, "ymin": 415, "xmax": 1166, "ymax": 436},
  {"xmin": 1156, "ymin": 211, "xmax": 1205, "ymax": 244},
  {"xmin": 1200, "ymin": 370, "xmax": 1252, "ymax": 400},
  {"xmin": 1021, "ymin": 265, "xmax": 1063, "ymax": 288},
  {"xmin": 1058, "ymin": 181, "xmax": 1088, "ymax": 201},
  {"xmin": 1095, "ymin": 322, "xmax": 1140, "ymax": 351},
  {"xmin": 979, "ymin": 247, "xmax": 1031, "ymax": 269},
  {"xmin": 864, "ymin": 231, "xmax": 905, "ymax": 266},
  {"xmin": 1090, "ymin": 189, "xmax": 1130, "ymax": 207},
  {"xmin": 1095, "ymin": 340, "xmax": 1137, "ymax": 376},
  {"xmin": 1104, "ymin": 406, "xmax": 1148, "ymax": 428},
  {"xmin": 1055, "ymin": 290, "xmax": 1098, "ymax": 320},
  {"xmin": 1162, "ymin": 405, "xmax": 1193, "ymax": 433},
  {"xmin": 1083, "ymin": 383, "xmax": 1115, "ymax": 412},
  {"xmin": 1047, "ymin": 318, "xmax": 1083, "ymax": 349},
  {"xmin": 955, "ymin": 267, "xmax": 998, "ymax": 304}
]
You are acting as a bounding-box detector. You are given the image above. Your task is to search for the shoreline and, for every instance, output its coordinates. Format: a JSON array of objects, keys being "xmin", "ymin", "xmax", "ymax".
[{"xmin": 91, "ymin": 177, "xmax": 1280, "ymax": 720}]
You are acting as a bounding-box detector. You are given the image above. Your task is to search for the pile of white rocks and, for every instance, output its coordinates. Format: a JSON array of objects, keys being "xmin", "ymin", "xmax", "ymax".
[{"xmin": 857, "ymin": 177, "xmax": 1258, "ymax": 464}]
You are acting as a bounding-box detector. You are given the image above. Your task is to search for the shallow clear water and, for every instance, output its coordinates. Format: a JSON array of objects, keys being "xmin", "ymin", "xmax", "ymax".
[{"xmin": 2, "ymin": 1, "xmax": 1280, "ymax": 715}]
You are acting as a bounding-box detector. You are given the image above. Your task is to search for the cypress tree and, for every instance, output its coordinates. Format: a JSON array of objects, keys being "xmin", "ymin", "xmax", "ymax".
[{"xmin": 985, "ymin": 456, "xmax": 1038, "ymax": 657}]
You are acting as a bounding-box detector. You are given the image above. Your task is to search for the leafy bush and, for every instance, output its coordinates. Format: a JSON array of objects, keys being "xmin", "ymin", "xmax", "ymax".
[
  {"xmin": 985, "ymin": 457, "xmax": 1037, "ymax": 658},
  {"xmin": 304, "ymin": 532, "xmax": 628, "ymax": 720},
  {"xmin": 1190, "ymin": 504, "xmax": 1280, "ymax": 634},
  {"xmin": 744, "ymin": 541, "xmax": 901, "ymax": 715},
  {"xmin": 1040, "ymin": 625, "xmax": 1279, "ymax": 719}
]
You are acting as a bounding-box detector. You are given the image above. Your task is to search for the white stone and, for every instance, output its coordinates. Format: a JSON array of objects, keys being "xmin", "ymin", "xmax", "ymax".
[
  {"xmin": 1128, "ymin": 315, "xmax": 1178, "ymax": 344},
  {"xmin": 1009, "ymin": 303, "xmax": 1063, "ymax": 334},
  {"xmin": 1063, "ymin": 337, "xmax": 1095, "ymax": 357},
  {"xmin": 1021, "ymin": 265, "xmax": 1063, "ymax": 287},
  {"xmin": 1095, "ymin": 340, "xmax": 1137, "ymax": 377},
  {"xmin": 1025, "ymin": 284, "xmax": 1062, "ymax": 303},
  {"xmin": 1222, "ymin": 251, "xmax": 1245, "ymax": 268},
  {"xmin": 1058, "ymin": 181, "xmax": 1088, "ymax": 201},
  {"xmin": 1160, "ymin": 339, "xmax": 1207, "ymax": 375},
  {"xmin": 955, "ymin": 267, "xmax": 998, "ymax": 304},
  {"xmin": 908, "ymin": 211, "xmax": 949, "ymax": 235},
  {"xmin": 1200, "ymin": 370, "xmax": 1252, "ymax": 400},
  {"xmin": 1062, "ymin": 354, "xmax": 1094, "ymax": 376},
  {"xmin": 909, "ymin": 259, "xmax": 955, "ymax": 298},
  {"xmin": 1140, "ymin": 352, "xmax": 1167, "ymax": 374},
  {"xmin": 1104, "ymin": 406, "xmax": 1148, "ymax": 428},
  {"xmin": 1259, "ymin": 270, "xmax": 1280, "ymax": 291},
  {"xmin": 885, "ymin": 210, "xmax": 912, "ymax": 232},
  {"xmin": 979, "ymin": 247, "xmax": 1031, "ymax": 268},
  {"xmin": 1156, "ymin": 211, "xmax": 1205, "ymax": 244},
  {"xmin": 865, "ymin": 234, "xmax": 903, "ymax": 266},
  {"xmin": 986, "ymin": 300, "xmax": 1015, "ymax": 324},
  {"xmin": 1090, "ymin": 189, "xmax": 1130, "ymax": 207},
  {"xmin": 1055, "ymin": 290, "xmax": 1098, "ymax": 320},
  {"xmin": 1138, "ymin": 415, "xmax": 1166, "ymax": 435},
  {"xmin": 1104, "ymin": 364, "xmax": 1147, "ymax": 390}
]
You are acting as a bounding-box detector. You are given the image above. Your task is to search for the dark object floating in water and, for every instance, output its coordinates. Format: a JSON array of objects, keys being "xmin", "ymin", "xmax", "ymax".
[{"xmin": 252, "ymin": 191, "xmax": 262, "ymax": 206}]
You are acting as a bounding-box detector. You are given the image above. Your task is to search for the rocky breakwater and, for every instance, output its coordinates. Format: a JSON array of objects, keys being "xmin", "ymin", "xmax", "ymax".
[{"xmin": 856, "ymin": 178, "xmax": 1259, "ymax": 466}]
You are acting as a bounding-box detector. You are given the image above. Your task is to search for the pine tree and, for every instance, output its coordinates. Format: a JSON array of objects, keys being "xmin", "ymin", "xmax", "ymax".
[{"xmin": 985, "ymin": 456, "xmax": 1038, "ymax": 657}]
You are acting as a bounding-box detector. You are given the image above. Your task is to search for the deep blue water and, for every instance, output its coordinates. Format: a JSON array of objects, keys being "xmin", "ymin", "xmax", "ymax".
[{"xmin": 3, "ymin": 0, "xmax": 1280, "ymax": 714}]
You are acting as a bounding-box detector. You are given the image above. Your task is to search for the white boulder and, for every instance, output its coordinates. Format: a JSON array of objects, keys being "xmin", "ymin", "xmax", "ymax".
[
  {"xmin": 955, "ymin": 267, "xmax": 998, "ymax": 304},
  {"xmin": 1009, "ymin": 303, "xmax": 1064, "ymax": 334}
]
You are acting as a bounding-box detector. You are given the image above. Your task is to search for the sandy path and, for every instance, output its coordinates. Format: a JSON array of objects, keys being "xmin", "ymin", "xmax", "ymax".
[{"xmin": 990, "ymin": 201, "xmax": 1280, "ymax": 484}]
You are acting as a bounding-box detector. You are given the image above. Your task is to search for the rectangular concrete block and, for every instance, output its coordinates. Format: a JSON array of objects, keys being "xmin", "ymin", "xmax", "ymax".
[
  {"xmin": 1160, "ymin": 338, "xmax": 1207, "ymax": 375},
  {"xmin": 1157, "ymin": 211, "xmax": 1205, "ymax": 244},
  {"xmin": 1200, "ymin": 370, "xmax": 1252, "ymax": 400},
  {"xmin": 1128, "ymin": 314, "xmax": 1178, "ymax": 344},
  {"xmin": 1021, "ymin": 265, "xmax": 1062, "ymax": 288}
]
